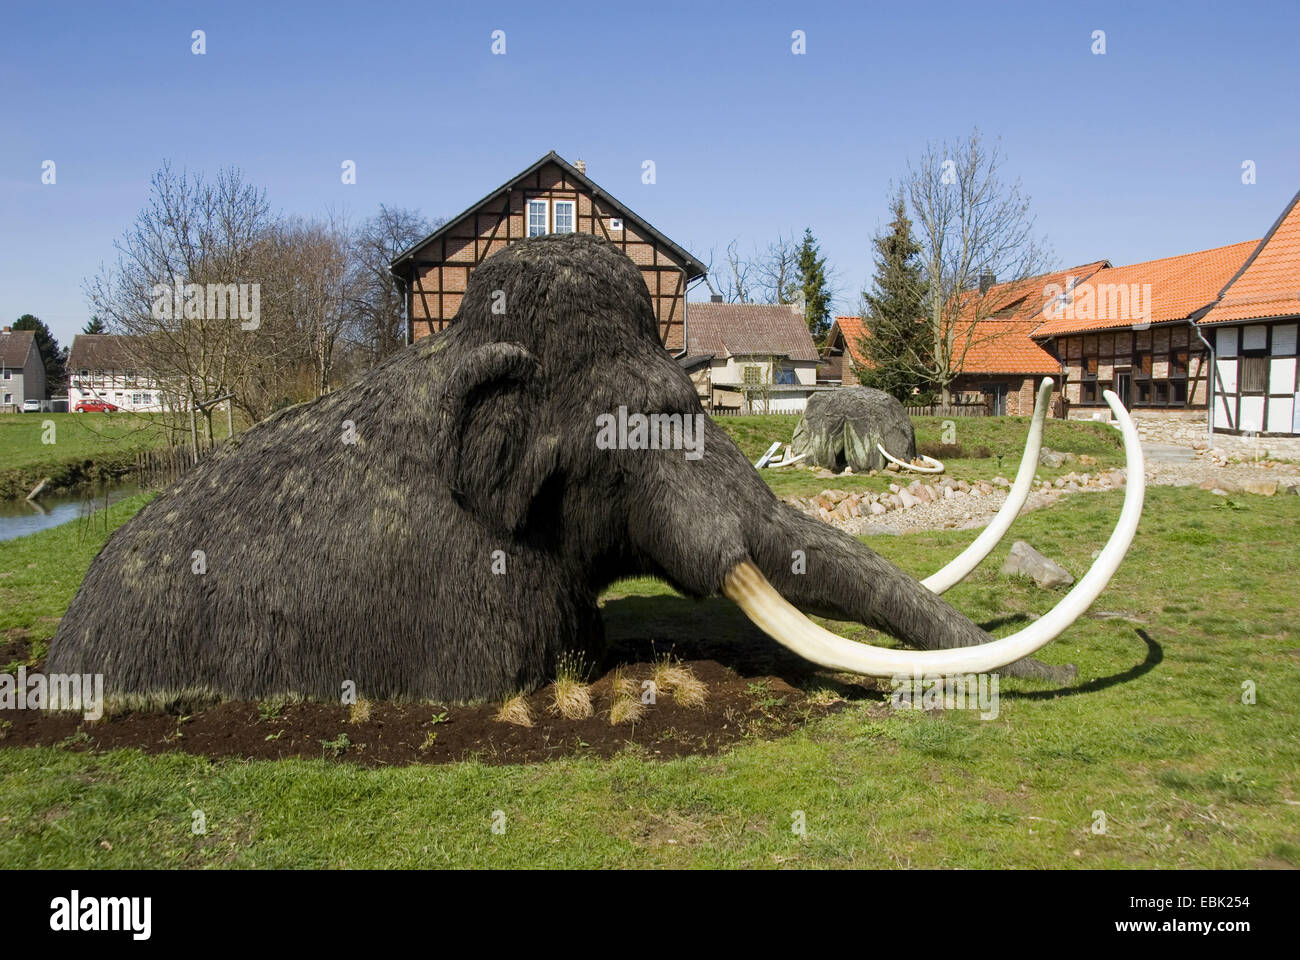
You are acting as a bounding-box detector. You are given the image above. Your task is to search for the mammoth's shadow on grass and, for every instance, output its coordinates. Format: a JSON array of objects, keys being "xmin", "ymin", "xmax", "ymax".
[
  {"xmin": 601, "ymin": 595, "xmax": 1161, "ymax": 703},
  {"xmin": 600, "ymin": 594, "xmax": 878, "ymax": 702},
  {"xmin": 1002, "ymin": 628, "xmax": 1163, "ymax": 701}
]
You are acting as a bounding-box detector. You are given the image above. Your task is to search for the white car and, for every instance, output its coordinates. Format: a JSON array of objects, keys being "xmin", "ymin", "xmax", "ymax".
[{"xmin": 21, "ymin": 399, "xmax": 41, "ymax": 413}]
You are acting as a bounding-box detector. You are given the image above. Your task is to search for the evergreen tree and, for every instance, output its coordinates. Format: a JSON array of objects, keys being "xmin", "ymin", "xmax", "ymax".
[
  {"xmin": 860, "ymin": 195, "xmax": 929, "ymax": 401},
  {"xmin": 11, "ymin": 314, "xmax": 65, "ymax": 398},
  {"xmin": 82, "ymin": 316, "xmax": 107, "ymax": 334},
  {"xmin": 795, "ymin": 228, "xmax": 832, "ymax": 344}
]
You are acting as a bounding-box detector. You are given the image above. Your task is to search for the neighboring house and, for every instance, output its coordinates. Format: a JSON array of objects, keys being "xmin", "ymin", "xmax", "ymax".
[
  {"xmin": 1196, "ymin": 190, "xmax": 1300, "ymax": 436},
  {"xmin": 390, "ymin": 151, "xmax": 708, "ymax": 352},
  {"xmin": 821, "ymin": 316, "xmax": 870, "ymax": 386},
  {"xmin": 947, "ymin": 320, "xmax": 1065, "ymax": 415},
  {"xmin": 0, "ymin": 327, "xmax": 45, "ymax": 411},
  {"xmin": 67, "ymin": 334, "xmax": 168, "ymax": 412},
  {"xmin": 947, "ymin": 263, "xmax": 1110, "ymax": 415},
  {"xmin": 1033, "ymin": 240, "xmax": 1261, "ymax": 432},
  {"xmin": 684, "ymin": 301, "xmax": 824, "ymax": 413}
]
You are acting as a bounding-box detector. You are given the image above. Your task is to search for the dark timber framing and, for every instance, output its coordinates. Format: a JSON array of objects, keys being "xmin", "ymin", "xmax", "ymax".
[{"xmin": 390, "ymin": 151, "xmax": 706, "ymax": 353}]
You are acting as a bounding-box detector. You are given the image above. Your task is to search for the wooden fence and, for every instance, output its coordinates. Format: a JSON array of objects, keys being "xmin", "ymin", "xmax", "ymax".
[
  {"xmin": 903, "ymin": 399, "xmax": 992, "ymax": 418},
  {"xmin": 133, "ymin": 446, "xmax": 214, "ymax": 489}
]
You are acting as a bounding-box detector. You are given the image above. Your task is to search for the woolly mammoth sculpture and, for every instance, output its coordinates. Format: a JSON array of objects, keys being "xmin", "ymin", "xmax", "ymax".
[
  {"xmin": 48, "ymin": 234, "xmax": 1144, "ymax": 703},
  {"xmin": 790, "ymin": 387, "xmax": 940, "ymax": 474}
]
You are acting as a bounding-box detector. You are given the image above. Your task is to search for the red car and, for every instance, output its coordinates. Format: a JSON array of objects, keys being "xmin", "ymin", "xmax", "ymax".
[{"xmin": 74, "ymin": 399, "xmax": 119, "ymax": 413}]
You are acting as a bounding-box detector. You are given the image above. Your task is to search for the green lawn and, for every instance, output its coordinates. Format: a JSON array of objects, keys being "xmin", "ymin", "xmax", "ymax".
[
  {"xmin": 1, "ymin": 475, "xmax": 1297, "ymax": 868},
  {"xmin": 0, "ymin": 413, "xmax": 202, "ymax": 500}
]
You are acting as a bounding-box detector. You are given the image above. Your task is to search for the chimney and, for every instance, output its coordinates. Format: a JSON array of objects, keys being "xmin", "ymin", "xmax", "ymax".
[
  {"xmin": 574, "ymin": 159, "xmax": 587, "ymax": 174},
  {"xmin": 979, "ymin": 270, "xmax": 996, "ymax": 294},
  {"xmin": 710, "ymin": 293, "xmax": 723, "ymax": 303}
]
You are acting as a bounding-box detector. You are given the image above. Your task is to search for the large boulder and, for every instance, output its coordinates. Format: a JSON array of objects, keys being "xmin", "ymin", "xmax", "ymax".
[{"xmin": 791, "ymin": 387, "xmax": 916, "ymax": 473}]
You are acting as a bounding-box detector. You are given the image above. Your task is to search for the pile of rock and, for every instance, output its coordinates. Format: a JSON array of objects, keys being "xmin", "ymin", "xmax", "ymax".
[
  {"xmin": 783, "ymin": 467, "xmax": 1133, "ymax": 526},
  {"xmin": 1196, "ymin": 477, "xmax": 1300, "ymax": 497}
]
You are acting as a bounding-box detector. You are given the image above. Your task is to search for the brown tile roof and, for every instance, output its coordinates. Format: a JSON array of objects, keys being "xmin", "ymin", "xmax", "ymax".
[
  {"xmin": 686, "ymin": 302, "xmax": 820, "ymax": 362},
  {"xmin": 67, "ymin": 334, "xmax": 148, "ymax": 372},
  {"xmin": 951, "ymin": 320, "xmax": 1061, "ymax": 375},
  {"xmin": 0, "ymin": 329, "xmax": 37, "ymax": 368},
  {"xmin": 1201, "ymin": 191, "xmax": 1300, "ymax": 325},
  {"xmin": 1032, "ymin": 240, "xmax": 1258, "ymax": 337}
]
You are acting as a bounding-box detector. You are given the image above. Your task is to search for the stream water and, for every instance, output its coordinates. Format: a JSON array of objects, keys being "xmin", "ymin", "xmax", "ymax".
[{"xmin": 0, "ymin": 481, "xmax": 143, "ymax": 542}]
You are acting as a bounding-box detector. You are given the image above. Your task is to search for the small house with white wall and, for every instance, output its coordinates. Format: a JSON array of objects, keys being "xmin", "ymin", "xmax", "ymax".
[
  {"xmin": 684, "ymin": 302, "xmax": 824, "ymax": 413},
  {"xmin": 0, "ymin": 327, "xmax": 45, "ymax": 411},
  {"xmin": 1199, "ymin": 189, "xmax": 1300, "ymax": 437},
  {"xmin": 68, "ymin": 334, "xmax": 169, "ymax": 412}
]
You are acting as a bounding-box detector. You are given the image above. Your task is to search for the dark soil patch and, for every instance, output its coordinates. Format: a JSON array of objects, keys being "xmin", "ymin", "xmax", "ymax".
[
  {"xmin": 0, "ymin": 659, "xmax": 883, "ymax": 767},
  {"xmin": 1, "ymin": 595, "xmax": 891, "ymax": 766}
]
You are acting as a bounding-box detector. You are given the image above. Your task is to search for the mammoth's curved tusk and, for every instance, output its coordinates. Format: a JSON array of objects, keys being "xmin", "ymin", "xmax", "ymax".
[
  {"xmin": 921, "ymin": 377, "xmax": 1053, "ymax": 594},
  {"xmin": 767, "ymin": 452, "xmax": 808, "ymax": 468},
  {"xmin": 877, "ymin": 443, "xmax": 944, "ymax": 474},
  {"xmin": 725, "ymin": 389, "xmax": 1144, "ymax": 677}
]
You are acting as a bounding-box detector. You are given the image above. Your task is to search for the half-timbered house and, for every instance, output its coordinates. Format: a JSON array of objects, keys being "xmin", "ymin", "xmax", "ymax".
[{"xmin": 390, "ymin": 152, "xmax": 707, "ymax": 352}]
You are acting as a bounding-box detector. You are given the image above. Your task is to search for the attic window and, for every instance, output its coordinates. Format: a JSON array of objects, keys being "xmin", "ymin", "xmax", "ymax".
[
  {"xmin": 992, "ymin": 295, "xmax": 1029, "ymax": 319},
  {"xmin": 553, "ymin": 200, "xmax": 575, "ymax": 234},
  {"xmin": 609, "ymin": 218, "xmax": 623, "ymax": 232},
  {"xmin": 527, "ymin": 199, "xmax": 548, "ymax": 237}
]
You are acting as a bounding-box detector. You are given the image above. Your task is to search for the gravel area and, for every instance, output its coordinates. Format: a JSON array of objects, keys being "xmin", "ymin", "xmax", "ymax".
[{"xmin": 828, "ymin": 452, "xmax": 1300, "ymax": 536}]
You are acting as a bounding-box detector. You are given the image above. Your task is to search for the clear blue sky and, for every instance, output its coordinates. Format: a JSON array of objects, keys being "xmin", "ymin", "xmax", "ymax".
[{"xmin": 2, "ymin": 0, "xmax": 1298, "ymax": 346}]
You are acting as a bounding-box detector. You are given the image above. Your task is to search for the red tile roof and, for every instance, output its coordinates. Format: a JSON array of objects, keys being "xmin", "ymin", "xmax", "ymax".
[
  {"xmin": 1201, "ymin": 191, "xmax": 1300, "ymax": 325},
  {"xmin": 1032, "ymin": 240, "xmax": 1258, "ymax": 337},
  {"xmin": 951, "ymin": 320, "xmax": 1061, "ymax": 374},
  {"xmin": 687, "ymin": 302, "xmax": 820, "ymax": 361},
  {"xmin": 966, "ymin": 262, "xmax": 1111, "ymax": 324},
  {"xmin": 830, "ymin": 315, "xmax": 871, "ymax": 368}
]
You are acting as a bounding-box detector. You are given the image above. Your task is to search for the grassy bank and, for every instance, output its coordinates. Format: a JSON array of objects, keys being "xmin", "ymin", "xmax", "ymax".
[
  {"xmin": 0, "ymin": 413, "xmax": 228, "ymax": 500},
  {"xmin": 1, "ymin": 477, "xmax": 1296, "ymax": 868}
]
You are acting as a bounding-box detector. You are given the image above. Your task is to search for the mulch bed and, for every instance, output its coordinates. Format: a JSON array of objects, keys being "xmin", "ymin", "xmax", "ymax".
[{"xmin": 1, "ymin": 617, "xmax": 885, "ymax": 765}]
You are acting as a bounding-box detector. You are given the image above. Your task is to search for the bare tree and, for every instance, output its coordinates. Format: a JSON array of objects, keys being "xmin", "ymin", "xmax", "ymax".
[
  {"xmin": 349, "ymin": 206, "xmax": 438, "ymax": 361},
  {"xmin": 753, "ymin": 233, "xmax": 800, "ymax": 305},
  {"xmin": 704, "ymin": 239, "xmax": 755, "ymax": 303},
  {"xmin": 904, "ymin": 130, "xmax": 1051, "ymax": 401},
  {"xmin": 708, "ymin": 235, "xmax": 804, "ymax": 306},
  {"xmin": 84, "ymin": 161, "xmax": 273, "ymax": 446}
]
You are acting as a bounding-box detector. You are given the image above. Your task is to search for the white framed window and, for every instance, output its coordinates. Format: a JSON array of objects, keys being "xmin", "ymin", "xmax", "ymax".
[
  {"xmin": 609, "ymin": 218, "xmax": 623, "ymax": 232},
  {"xmin": 553, "ymin": 200, "xmax": 575, "ymax": 234},
  {"xmin": 3, "ymin": 393, "xmax": 11, "ymax": 404},
  {"xmin": 2, "ymin": 369, "xmax": 11, "ymax": 379},
  {"xmin": 527, "ymin": 199, "xmax": 548, "ymax": 237}
]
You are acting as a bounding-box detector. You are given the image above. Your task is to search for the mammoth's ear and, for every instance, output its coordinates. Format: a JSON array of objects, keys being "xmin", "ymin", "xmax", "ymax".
[{"xmin": 437, "ymin": 342, "xmax": 559, "ymax": 532}]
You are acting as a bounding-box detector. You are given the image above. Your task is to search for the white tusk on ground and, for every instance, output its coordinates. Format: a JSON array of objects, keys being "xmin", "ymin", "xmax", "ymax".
[
  {"xmin": 877, "ymin": 443, "xmax": 945, "ymax": 474},
  {"xmin": 921, "ymin": 377, "xmax": 1054, "ymax": 594},
  {"xmin": 766, "ymin": 452, "xmax": 809, "ymax": 468},
  {"xmin": 725, "ymin": 388, "xmax": 1144, "ymax": 677}
]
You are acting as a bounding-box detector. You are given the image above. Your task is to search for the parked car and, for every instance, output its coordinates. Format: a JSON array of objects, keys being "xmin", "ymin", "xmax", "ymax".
[
  {"xmin": 21, "ymin": 399, "xmax": 41, "ymax": 413},
  {"xmin": 74, "ymin": 399, "xmax": 119, "ymax": 413}
]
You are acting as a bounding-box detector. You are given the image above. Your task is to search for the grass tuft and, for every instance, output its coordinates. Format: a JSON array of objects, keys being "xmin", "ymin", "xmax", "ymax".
[
  {"xmin": 494, "ymin": 694, "xmax": 534, "ymax": 727},
  {"xmin": 653, "ymin": 659, "xmax": 708, "ymax": 708}
]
